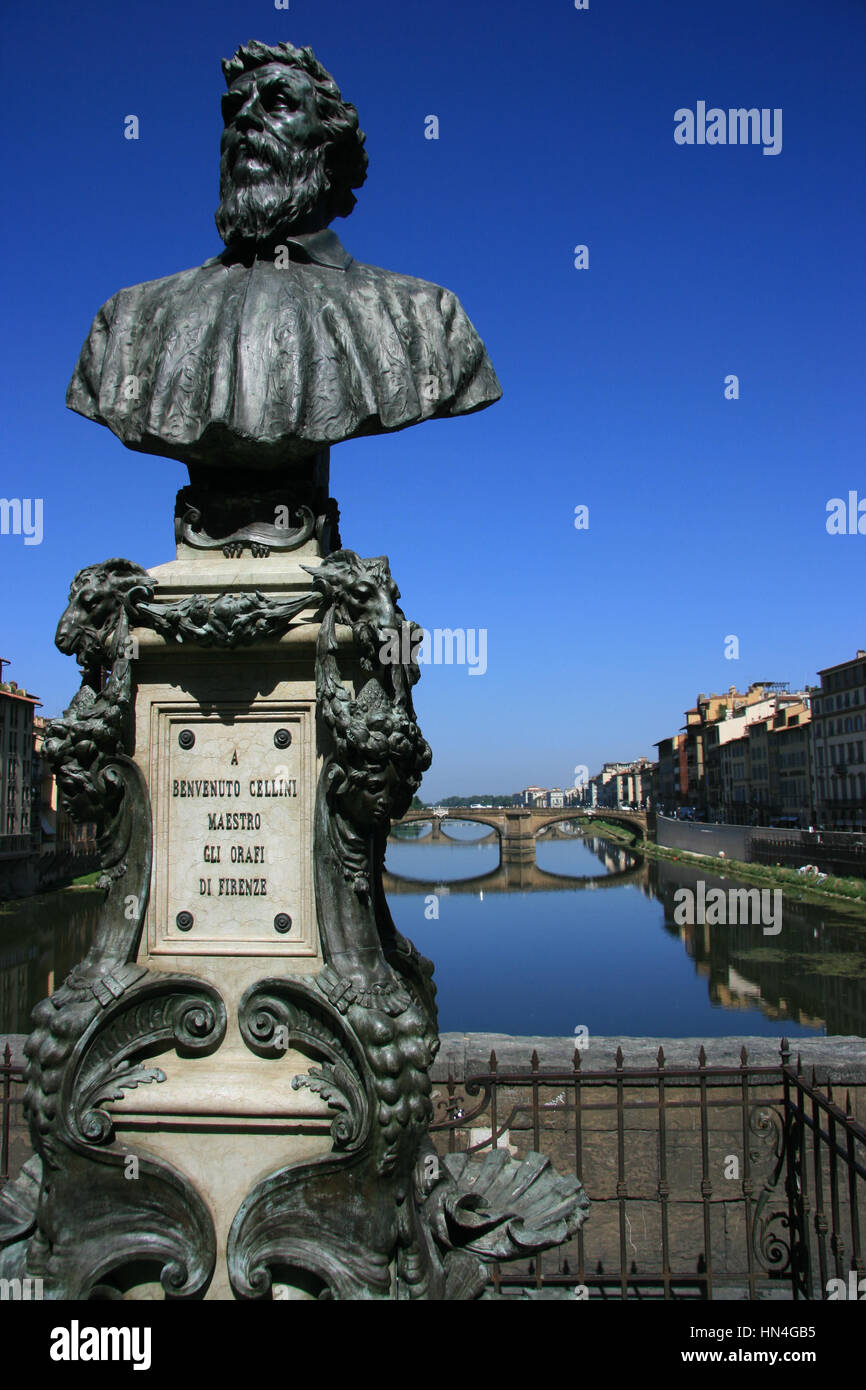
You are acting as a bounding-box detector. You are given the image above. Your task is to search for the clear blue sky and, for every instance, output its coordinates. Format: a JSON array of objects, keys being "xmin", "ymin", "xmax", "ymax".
[{"xmin": 1, "ymin": 0, "xmax": 863, "ymax": 800}]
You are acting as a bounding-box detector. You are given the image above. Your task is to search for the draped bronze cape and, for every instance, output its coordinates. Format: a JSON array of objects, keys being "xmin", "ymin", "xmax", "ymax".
[{"xmin": 66, "ymin": 229, "xmax": 502, "ymax": 471}]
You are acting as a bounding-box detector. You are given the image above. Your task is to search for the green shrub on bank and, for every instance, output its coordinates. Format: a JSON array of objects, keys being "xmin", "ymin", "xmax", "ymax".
[{"xmin": 587, "ymin": 820, "xmax": 866, "ymax": 910}]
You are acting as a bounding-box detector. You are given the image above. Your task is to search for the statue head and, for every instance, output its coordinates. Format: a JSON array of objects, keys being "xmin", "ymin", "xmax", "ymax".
[
  {"xmin": 215, "ymin": 40, "xmax": 369, "ymax": 252},
  {"xmin": 311, "ymin": 550, "xmax": 403, "ymax": 661},
  {"xmin": 55, "ymin": 559, "xmax": 154, "ymax": 673}
]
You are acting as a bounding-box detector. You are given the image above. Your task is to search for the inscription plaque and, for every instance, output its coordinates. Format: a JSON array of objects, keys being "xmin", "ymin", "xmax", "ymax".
[{"xmin": 146, "ymin": 702, "xmax": 317, "ymax": 956}]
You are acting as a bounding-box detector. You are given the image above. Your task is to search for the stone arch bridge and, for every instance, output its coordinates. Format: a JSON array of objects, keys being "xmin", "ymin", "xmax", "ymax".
[{"xmin": 391, "ymin": 806, "xmax": 652, "ymax": 867}]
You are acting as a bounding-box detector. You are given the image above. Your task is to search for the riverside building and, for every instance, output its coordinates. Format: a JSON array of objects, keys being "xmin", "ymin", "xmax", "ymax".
[
  {"xmin": 811, "ymin": 651, "xmax": 866, "ymax": 831},
  {"xmin": 0, "ymin": 661, "xmax": 40, "ymax": 897}
]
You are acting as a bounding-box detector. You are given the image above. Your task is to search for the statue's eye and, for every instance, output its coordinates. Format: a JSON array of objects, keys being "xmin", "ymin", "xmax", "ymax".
[
  {"xmin": 264, "ymin": 88, "xmax": 296, "ymax": 113},
  {"xmin": 221, "ymin": 93, "xmax": 244, "ymax": 123},
  {"xmin": 79, "ymin": 590, "xmax": 96, "ymax": 610}
]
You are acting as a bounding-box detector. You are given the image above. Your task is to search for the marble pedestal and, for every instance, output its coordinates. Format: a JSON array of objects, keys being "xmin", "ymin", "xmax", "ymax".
[
  {"xmin": 111, "ymin": 541, "xmax": 343, "ymax": 1299},
  {"xmin": 12, "ymin": 525, "xmax": 589, "ymax": 1303}
]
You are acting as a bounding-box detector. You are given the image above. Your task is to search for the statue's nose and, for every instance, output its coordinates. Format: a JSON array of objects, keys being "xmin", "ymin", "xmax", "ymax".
[
  {"xmin": 376, "ymin": 603, "xmax": 398, "ymax": 633},
  {"xmin": 55, "ymin": 615, "xmax": 73, "ymax": 653},
  {"xmin": 234, "ymin": 93, "xmax": 264, "ymax": 133}
]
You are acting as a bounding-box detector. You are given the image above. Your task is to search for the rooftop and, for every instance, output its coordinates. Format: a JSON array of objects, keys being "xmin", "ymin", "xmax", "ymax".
[
  {"xmin": 0, "ymin": 681, "xmax": 40, "ymax": 704},
  {"xmin": 816, "ymin": 650, "xmax": 866, "ymax": 677}
]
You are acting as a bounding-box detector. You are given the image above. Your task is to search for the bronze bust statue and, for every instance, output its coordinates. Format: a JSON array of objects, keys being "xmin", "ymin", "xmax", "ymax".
[{"xmin": 66, "ymin": 40, "xmax": 501, "ymax": 490}]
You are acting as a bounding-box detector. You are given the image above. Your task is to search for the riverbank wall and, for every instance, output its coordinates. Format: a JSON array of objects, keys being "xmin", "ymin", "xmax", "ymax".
[
  {"xmin": 656, "ymin": 815, "xmax": 866, "ymax": 878},
  {"xmin": 435, "ymin": 1031, "xmax": 866, "ymax": 1084}
]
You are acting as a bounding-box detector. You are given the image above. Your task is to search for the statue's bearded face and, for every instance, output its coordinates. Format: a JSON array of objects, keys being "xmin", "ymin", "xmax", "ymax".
[{"xmin": 215, "ymin": 63, "xmax": 330, "ymax": 249}]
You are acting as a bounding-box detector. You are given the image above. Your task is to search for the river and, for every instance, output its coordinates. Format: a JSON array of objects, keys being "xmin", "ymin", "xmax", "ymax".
[
  {"xmin": 1, "ymin": 826, "xmax": 864, "ymax": 1038},
  {"xmin": 383, "ymin": 822, "xmax": 866, "ymax": 1038}
]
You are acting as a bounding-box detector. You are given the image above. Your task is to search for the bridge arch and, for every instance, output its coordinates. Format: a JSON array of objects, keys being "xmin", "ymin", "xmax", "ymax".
[
  {"xmin": 436, "ymin": 815, "xmax": 501, "ymax": 843},
  {"xmin": 389, "ymin": 817, "xmax": 435, "ymax": 840},
  {"xmin": 529, "ymin": 809, "xmax": 648, "ymax": 843},
  {"xmin": 391, "ymin": 806, "xmax": 650, "ymax": 865},
  {"xmin": 394, "ymin": 809, "xmax": 505, "ymax": 840}
]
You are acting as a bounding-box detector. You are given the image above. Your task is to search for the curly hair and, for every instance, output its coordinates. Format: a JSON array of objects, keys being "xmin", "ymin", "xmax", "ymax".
[{"xmin": 221, "ymin": 40, "xmax": 368, "ymax": 219}]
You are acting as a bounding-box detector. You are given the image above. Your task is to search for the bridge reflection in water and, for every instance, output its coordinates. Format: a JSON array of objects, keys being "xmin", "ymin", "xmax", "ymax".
[
  {"xmin": 384, "ymin": 820, "xmax": 866, "ymax": 1038},
  {"xmin": 385, "ymin": 822, "xmax": 643, "ymax": 895}
]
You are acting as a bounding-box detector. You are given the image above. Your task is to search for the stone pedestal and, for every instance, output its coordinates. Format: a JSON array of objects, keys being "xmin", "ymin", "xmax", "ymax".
[
  {"xmin": 8, "ymin": 530, "xmax": 588, "ymax": 1302},
  {"xmin": 108, "ymin": 543, "xmax": 334, "ymax": 1298}
]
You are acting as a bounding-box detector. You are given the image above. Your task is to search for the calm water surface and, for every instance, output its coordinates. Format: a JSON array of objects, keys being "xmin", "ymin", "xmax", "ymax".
[
  {"xmin": 0, "ymin": 888, "xmax": 103, "ymax": 1035},
  {"xmin": 384, "ymin": 823, "xmax": 866, "ymax": 1038},
  {"xmin": 2, "ymin": 827, "xmax": 865, "ymax": 1038}
]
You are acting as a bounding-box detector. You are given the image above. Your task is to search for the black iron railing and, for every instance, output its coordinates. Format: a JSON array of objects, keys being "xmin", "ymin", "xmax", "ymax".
[
  {"xmin": 0, "ymin": 1043, "xmax": 25, "ymax": 1190},
  {"xmin": 782, "ymin": 1055, "xmax": 865, "ymax": 1298},
  {"xmin": 1, "ymin": 1035, "xmax": 863, "ymax": 1299},
  {"xmin": 430, "ymin": 1040, "xmax": 866, "ymax": 1300}
]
